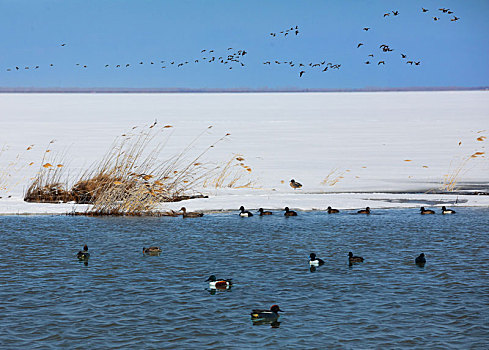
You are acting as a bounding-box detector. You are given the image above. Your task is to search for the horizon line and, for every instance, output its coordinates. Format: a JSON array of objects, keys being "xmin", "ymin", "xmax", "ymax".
[{"xmin": 0, "ymin": 86, "xmax": 487, "ymax": 93}]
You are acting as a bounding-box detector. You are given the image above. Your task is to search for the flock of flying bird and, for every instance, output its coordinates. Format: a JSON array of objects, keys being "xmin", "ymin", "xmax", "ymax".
[
  {"xmin": 357, "ymin": 7, "xmax": 460, "ymax": 68},
  {"xmin": 6, "ymin": 47, "xmax": 249, "ymax": 72},
  {"xmin": 357, "ymin": 7, "xmax": 460, "ymax": 66},
  {"xmin": 4, "ymin": 7, "xmax": 460, "ymax": 78}
]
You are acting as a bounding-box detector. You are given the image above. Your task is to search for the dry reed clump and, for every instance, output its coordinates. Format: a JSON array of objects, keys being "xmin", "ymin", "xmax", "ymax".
[
  {"xmin": 71, "ymin": 174, "xmax": 125, "ymax": 204},
  {"xmin": 24, "ymin": 182, "xmax": 74, "ymax": 203},
  {"xmin": 24, "ymin": 140, "xmax": 74, "ymax": 202},
  {"xmin": 24, "ymin": 123, "xmax": 234, "ymax": 215},
  {"xmin": 84, "ymin": 125, "xmax": 232, "ymax": 215}
]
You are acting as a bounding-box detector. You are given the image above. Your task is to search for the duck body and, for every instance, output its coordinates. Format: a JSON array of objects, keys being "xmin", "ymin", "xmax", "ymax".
[
  {"xmin": 206, "ymin": 275, "xmax": 232, "ymax": 289},
  {"xmin": 284, "ymin": 207, "xmax": 297, "ymax": 216},
  {"xmin": 441, "ymin": 206, "xmax": 456, "ymax": 214},
  {"xmin": 77, "ymin": 245, "xmax": 90, "ymax": 260},
  {"xmin": 239, "ymin": 206, "xmax": 253, "ymax": 217},
  {"xmin": 77, "ymin": 251, "xmax": 90, "ymax": 260},
  {"xmin": 309, "ymin": 253, "xmax": 325, "ymax": 266},
  {"xmin": 357, "ymin": 207, "xmax": 370, "ymax": 214},
  {"xmin": 251, "ymin": 305, "xmax": 282, "ymax": 320},
  {"xmin": 415, "ymin": 253, "xmax": 426, "ymax": 265},
  {"xmin": 327, "ymin": 206, "xmax": 339, "ymax": 214},
  {"xmin": 420, "ymin": 207, "xmax": 435, "ymax": 215},
  {"xmin": 181, "ymin": 207, "xmax": 204, "ymax": 218},
  {"xmin": 289, "ymin": 179, "xmax": 302, "ymax": 189},
  {"xmin": 348, "ymin": 251, "xmax": 364, "ymax": 263},
  {"xmin": 143, "ymin": 246, "xmax": 162, "ymax": 254},
  {"xmin": 258, "ymin": 208, "xmax": 273, "ymax": 216}
]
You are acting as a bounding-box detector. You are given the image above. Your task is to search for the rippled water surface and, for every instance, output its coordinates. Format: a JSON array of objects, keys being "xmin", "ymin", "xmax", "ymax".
[{"xmin": 1, "ymin": 208, "xmax": 489, "ymax": 348}]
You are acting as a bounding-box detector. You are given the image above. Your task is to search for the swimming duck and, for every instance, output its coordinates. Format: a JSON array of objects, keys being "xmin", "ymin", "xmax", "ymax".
[
  {"xmin": 143, "ymin": 246, "xmax": 162, "ymax": 254},
  {"xmin": 420, "ymin": 207, "xmax": 435, "ymax": 214},
  {"xmin": 77, "ymin": 245, "xmax": 90, "ymax": 260},
  {"xmin": 251, "ymin": 305, "xmax": 283, "ymax": 320},
  {"xmin": 284, "ymin": 207, "xmax": 298, "ymax": 216},
  {"xmin": 206, "ymin": 275, "xmax": 232, "ymax": 289},
  {"xmin": 348, "ymin": 251, "xmax": 364, "ymax": 263},
  {"xmin": 239, "ymin": 206, "xmax": 253, "ymax": 217},
  {"xmin": 258, "ymin": 208, "xmax": 273, "ymax": 216},
  {"xmin": 441, "ymin": 206, "xmax": 456, "ymax": 214},
  {"xmin": 181, "ymin": 207, "xmax": 204, "ymax": 218},
  {"xmin": 309, "ymin": 253, "xmax": 325, "ymax": 266},
  {"xmin": 327, "ymin": 206, "xmax": 339, "ymax": 214},
  {"xmin": 357, "ymin": 207, "xmax": 370, "ymax": 214},
  {"xmin": 289, "ymin": 179, "xmax": 302, "ymax": 189},
  {"xmin": 415, "ymin": 253, "xmax": 426, "ymax": 265}
]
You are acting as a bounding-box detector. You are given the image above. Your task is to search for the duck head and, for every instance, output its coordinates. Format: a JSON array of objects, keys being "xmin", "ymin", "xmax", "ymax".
[
  {"xmin": 206, "ymin": 275, "xmax": 217, "ymax": 282},
  {"xmin": 348, "ymin": 252, "xmax": 353, "ymax": 258},
  {"xmin": 270, "ymin": 305, "xmax": 283, "ymax": 313},
  {"xmin": 239, "ymin": 206, "xmax": 245, "ymax": 212},
  {"xmin": 310, "ymin": 253, "xmax": 317, "ymax": 260}
]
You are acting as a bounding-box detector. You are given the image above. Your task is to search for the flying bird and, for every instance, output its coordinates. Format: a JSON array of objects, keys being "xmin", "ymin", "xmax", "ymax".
[
  {"xmin": 392, "ymin": 11, "xmax": 399, "ymax": 16},
  {"xmin": 357, "ymin": 43, "xmax": 364, "ymax": 48},
  {"xmin": 401, "ymin": 54, "xmax": 407, "ymax": 58},
  {"xmin": 422, "ymin": 8, "xmax": 429, "ymax": 12},
  {"xmin": 451, "ymin": 16, "xmax": 460, "ymax": 21},
  {"xmin": 378, "ymin": 61, "xmax": 385, "ymax": 65},
  {"xmin": 363, "ymin": 27, "xmax": 370, "ymax": 31},
  {"xmin": 299, "ymin": 71, "xmax": 305, "ymax": 77},
  {"xmin": 383, "ymin": 13, "xmax": 390, "ymax": 17},
  {"xmin": 433, "ymin": 17, "xmax": 439, "ymax": 21}
]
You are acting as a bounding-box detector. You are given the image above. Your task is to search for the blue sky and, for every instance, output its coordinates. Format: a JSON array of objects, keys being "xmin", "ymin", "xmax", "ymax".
[{"xmin": 0, "ymin": 0, "xmax": 488, "ymax": 89}]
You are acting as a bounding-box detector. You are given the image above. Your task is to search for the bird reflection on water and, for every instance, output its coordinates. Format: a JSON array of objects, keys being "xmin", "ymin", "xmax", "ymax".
[
  {"xmin": 252, "ymin": 319, "xmax": 281, "ymax": 328},
  {"xmin": 206, "ymin": 286, "xmax": 232, "ymax": 295}
]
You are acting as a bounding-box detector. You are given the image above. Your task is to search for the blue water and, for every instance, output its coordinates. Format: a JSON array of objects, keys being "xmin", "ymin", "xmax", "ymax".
[{"xmin": 1, "ymin": 208, "xmax": 489, "ymax": 348}]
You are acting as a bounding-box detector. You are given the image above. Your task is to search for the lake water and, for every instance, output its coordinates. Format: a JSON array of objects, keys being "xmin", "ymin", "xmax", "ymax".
[{"xmin": 1, "ymin": 208, "xmax": 488, "ymax": 348}]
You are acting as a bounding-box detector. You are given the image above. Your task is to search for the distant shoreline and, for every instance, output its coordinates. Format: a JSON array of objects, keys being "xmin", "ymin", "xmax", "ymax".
[{"xmin": 0, "ymin": 86, "xmax": 487, "ymax": 93}]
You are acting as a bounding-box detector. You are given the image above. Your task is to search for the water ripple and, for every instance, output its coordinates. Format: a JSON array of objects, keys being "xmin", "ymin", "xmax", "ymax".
[{"xmin": 1, "ymin": 209, "xmax": 488, "ymax": 348}]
